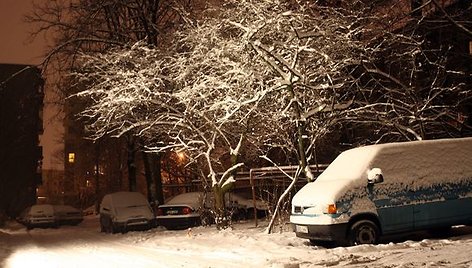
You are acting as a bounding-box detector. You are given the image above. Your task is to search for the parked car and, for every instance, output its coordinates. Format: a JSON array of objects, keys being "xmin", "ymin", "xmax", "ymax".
[
  {"xmin": 290, "ymin": 137, "xmax": 472, "ymax": 246},
  {"xmin": 225, "ymin": 192, "xmax": 269, "ymax": 220},
  {"xmin": 99, "ymin": 191, "xmax": 156, "ymax": 234},
  {"xmin": 157, "ymin": 191, "xmax": 269, "ymax": 230},
  {"xmin": 156, "ymin": 192, "xmax": 212, "ymax": 230},
  {"xmin": 54, "ymin": 205, "xmax": 83, "ymax": 225},
  {"xmin": 17, "ymin": 204, "xmax": 56, "ymax": 230},
  {"xmin": 82, "ymin": 205, "xmax": 97, "ymax": 216}
]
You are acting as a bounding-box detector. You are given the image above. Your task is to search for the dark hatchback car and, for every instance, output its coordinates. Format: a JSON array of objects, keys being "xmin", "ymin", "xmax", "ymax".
[
  {"xmin": 54, "ymin": 205, "xmax": 83, "ymax": 226},
  {"xmin": 156, "ymin": 192, "xmax": 212, "ymax": 230},
  {"xmin": 156, "ymin": 191, "xmax": 269, "ymax": 230}
]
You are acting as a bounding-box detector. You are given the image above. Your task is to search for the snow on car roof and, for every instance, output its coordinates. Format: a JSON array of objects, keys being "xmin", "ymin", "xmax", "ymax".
[
  {"xmin": 29, "ymin": 204, "xmax": 55, "ymax": 214},
  {"xmin": 165, "ymin": 192, "xmax": 204, "ymax": 207},
  {"xmin": 54, "ymin": 205, "xmax": 80, "ymax": 213},
  {"xmin": 107, "ymin": 192, "xmax": 149, "ymax": 208}
]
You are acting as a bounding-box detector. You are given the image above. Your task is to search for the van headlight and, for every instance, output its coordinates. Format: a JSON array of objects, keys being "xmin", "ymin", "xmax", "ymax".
[{"xmin": 323, "ymin": 204, "xmax": 337, "ymax": 215}]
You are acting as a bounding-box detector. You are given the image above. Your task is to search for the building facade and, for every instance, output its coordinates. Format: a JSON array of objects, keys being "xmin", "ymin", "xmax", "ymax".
[{"xmin": 0, "ymin": 64, "xmax": 44, "ymax": 219}]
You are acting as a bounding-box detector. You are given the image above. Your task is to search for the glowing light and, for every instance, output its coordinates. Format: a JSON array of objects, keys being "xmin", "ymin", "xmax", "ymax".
[
  {"xmin": 177, "ymin": 151, "xmax": 186, "ymax": 162},
  {"xmin": 68, "ymin": 153, "xmax": 75, "ymax": 163}
]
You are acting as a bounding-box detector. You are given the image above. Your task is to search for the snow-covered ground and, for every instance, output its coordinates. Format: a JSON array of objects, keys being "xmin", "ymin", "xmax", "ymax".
[{"xmin": 1, "ymin": 216, "xmax": 472, "ymax": 268}]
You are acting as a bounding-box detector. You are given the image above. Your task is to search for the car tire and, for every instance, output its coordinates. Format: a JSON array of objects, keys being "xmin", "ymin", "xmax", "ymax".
[
  {"xmin": 309, "ymin": 239, "xmax": 336, "ymax": 248},
  {"xmin": 348, "ymin": 219, "xmax": 379, "ymax": 246},
  {"xmin": 428, "ymin": 226, "xmax": 452, "ymax": 238},
  {"xmin": 110, "ymin": 224, "xmax": 117, "ymax": 234},
  {"xmin": 247, "ymin": 208, "xmax": 255, "ymax": 220}
]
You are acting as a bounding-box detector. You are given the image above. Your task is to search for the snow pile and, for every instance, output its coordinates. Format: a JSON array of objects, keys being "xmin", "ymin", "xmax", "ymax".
[{"xmin": 1, "ymin": 217, "xmax": 472, "ymax": 267}]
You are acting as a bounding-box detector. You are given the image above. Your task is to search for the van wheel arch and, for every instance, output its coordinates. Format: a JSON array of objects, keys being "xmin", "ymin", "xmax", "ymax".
[{"xmin": 346, "ymin": 214, "xmax": 382, "ymax": 245}]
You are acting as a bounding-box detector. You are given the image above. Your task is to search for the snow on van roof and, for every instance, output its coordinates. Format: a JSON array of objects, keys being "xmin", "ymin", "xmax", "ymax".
[
  {"xmin": 318, "ymin": 137, "xmax": 472, "ymax": 186},
  {"xmin": 293, "ymin": 137, "xmax": 472, "ymax": 208}
]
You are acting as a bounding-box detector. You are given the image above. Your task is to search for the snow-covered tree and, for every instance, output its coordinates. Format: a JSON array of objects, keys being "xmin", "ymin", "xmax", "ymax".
[
  {"xmin": 28, "ymin": 0, "xmax": 199, "ymax": 204},
  {"xmin": 72, "ymin": 0, "xmax": 367, "ymax": 228},
  {"xmin": 72, "ymin": 0, "xmax": 471, "ymax": 231}
]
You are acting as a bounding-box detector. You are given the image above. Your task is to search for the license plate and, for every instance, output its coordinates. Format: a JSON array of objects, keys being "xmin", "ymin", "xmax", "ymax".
[
  {"xmin": 167, "ymin": 210, "xmax": 179, "ymax": 215},
  {"xmin": 296, "ymin": 225, "xmax": 308, "ymax": 233}
]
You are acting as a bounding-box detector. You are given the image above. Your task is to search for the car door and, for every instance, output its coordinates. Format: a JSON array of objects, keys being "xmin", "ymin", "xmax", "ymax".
[{"xmin": 367, "ymin": 172, "xmax": 415, "ymax": 234}]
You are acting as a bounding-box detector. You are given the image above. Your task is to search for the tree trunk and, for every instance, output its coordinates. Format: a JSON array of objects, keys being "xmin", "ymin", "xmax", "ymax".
[
  {"xmin": 142, "ymin": 151, "xmax": 156, "ymax": 202},
  {"xmin": 287, "ymin": 84, "xmax": 311, "ymax": 182},
  {"xmin": 94, "ymin": 141, "xmax": 100, "ymax": 213},
  {"xmin": 153, "ymin": 153, "xmax": 164, "ymax": 205},
  {"xmin": 266, "ymin": 168, "xmax": 302, "ymax": 234},
  {"xmin": 213, "ymin": 185, "xmax": 227, "ymax": 229},
  {"xmin": 127, "ymin": 135, "xmax": 137, "ymax": 192},
  {"xmin": 213, "ymin": 144, "xmax": 240, "ymax": 229}
]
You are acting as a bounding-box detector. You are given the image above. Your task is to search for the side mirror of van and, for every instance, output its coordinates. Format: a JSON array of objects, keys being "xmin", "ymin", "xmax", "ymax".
[{"xmin": 367, "ymin": 168, "xmax": 384, "ymax": 185}]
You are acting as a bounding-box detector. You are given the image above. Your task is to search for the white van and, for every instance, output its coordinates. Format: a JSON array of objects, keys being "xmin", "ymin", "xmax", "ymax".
[
  {"xmin": 100, "ymin": 191, "xmax": 156, "ymax": 233},
  {"xmin": 290, "ymin": 137, "xmax": 472, "ymax": 246}
]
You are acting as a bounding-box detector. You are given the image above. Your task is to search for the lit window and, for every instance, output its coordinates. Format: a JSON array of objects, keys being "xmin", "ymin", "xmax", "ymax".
[{"xmin": 68, "ymin": 153, "xmax": 75, "ymax": 163}]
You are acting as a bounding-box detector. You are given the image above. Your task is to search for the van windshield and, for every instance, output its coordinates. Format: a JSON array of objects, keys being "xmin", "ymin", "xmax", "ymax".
[{"xmin": 317, "ymin": 146, "xmax": 376, "ymax": 181}]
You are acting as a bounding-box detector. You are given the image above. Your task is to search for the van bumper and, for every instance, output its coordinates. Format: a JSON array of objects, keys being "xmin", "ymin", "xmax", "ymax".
[{"xmin": 292, "ymin": 223, "xmax": 348, "ymax": 242}]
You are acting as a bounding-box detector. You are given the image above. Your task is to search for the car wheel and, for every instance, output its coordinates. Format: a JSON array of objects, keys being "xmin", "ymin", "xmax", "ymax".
[
  {"xmin": 100, "ymin": 222, "xmax": 106, "ymax": 233},
  {"xmin": 428, "ymin": 226, "xmax": 452, "ymax": 238},
  {"xmin": 100, "ymin": 218, "xmax": 110, "ymax": 233},
  {"xmin": 246, "ymin": 208, "xmax": 255, "ymax": 220},
  {"xmin": 348, "ymin": 220, "xmax": 379, "ymax": 245},
  {"xmin": 309, "ymin": 239, "xmax": 336, "ymax": 248},
  {"xmin": 110, "ymin": 224, "xmax": 117, "ymax": 234}
]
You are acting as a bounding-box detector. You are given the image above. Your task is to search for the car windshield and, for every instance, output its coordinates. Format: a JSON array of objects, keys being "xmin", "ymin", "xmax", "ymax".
[
  {"xmin": 112, "ymin": 193, "xmax": 149, "ymax": 208},
  {"xmin": 167, "ymin": 192, "xmax": 203, "ymax": 204}
]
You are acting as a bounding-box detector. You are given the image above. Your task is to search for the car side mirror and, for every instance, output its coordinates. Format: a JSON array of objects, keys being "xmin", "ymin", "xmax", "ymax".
[{"xmin": 367, "ymin": 168, "xmax": 384, "ymax": 185}]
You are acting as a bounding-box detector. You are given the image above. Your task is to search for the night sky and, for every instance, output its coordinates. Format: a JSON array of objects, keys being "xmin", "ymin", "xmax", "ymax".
[{"xmin": 0, "ymin": 0, "xmax": 63, "ymax": 170}]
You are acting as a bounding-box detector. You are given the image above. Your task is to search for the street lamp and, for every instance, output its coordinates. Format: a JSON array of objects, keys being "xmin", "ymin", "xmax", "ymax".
[{"xmin": 177, "ymin": 151, "xmax": 186, "ymax": 163}]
